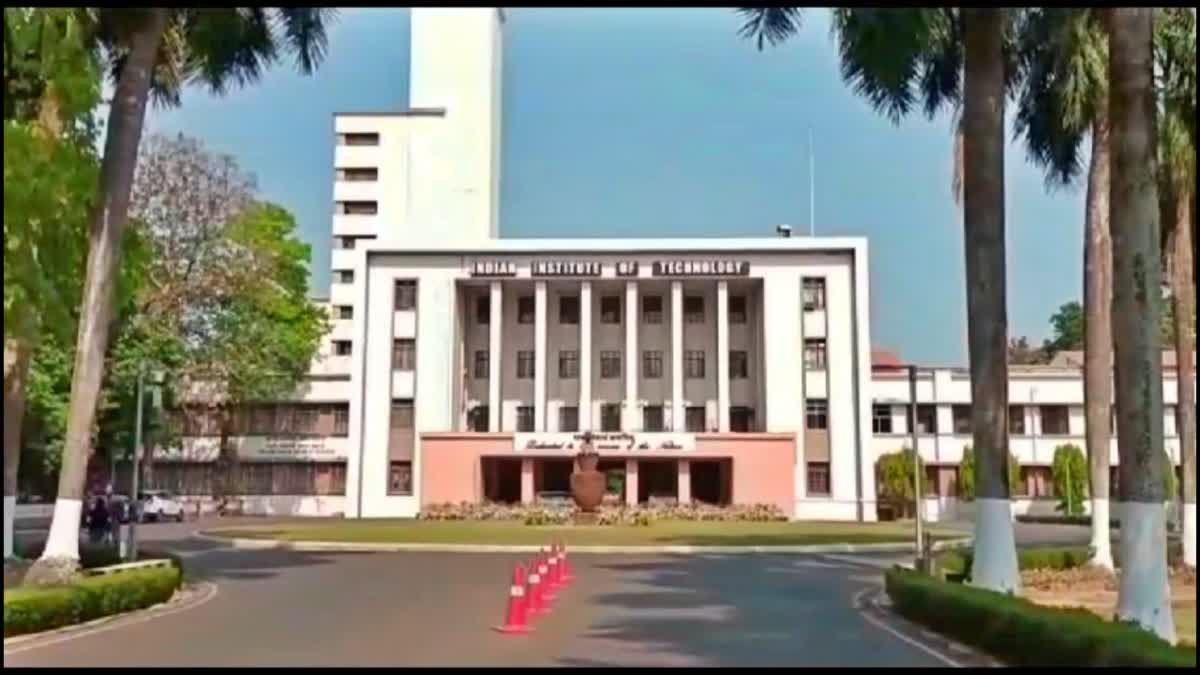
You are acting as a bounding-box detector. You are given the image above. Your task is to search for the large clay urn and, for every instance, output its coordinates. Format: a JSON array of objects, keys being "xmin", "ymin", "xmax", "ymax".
[{"xmin": 570, "ymin": 432, "xmax": 605, "ymax": 512}]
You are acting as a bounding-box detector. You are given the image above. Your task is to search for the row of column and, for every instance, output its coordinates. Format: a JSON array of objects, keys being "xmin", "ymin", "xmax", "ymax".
[{"xmin": 485, "ymin": 279, "xmax": 735, "ymax": 432}]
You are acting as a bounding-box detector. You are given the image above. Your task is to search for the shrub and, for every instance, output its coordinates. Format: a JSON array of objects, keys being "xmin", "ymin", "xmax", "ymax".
[
  {"xmin": 958, "ymin": 445, "xmax": 1022, "ymax": 500},
  {"xmin": 875, "ymin": 448, "xmax": 926, "ymax": 518},
  {"xmin": 1051, "ymin": 444, "xmax": 1088, "ymax": 515},
  {"xmin": 936, "ymin": 544, "xmax": 1185, "ymax": 581},
  {"xmin": 885, "ymin": 567, "xmax": 1195, "ymax": 666},
  {"xmin": 417, "ymin": 501, "xmax": 787, "ymax": 525},
  {"xmin": 3, "ymin": 564, "xmax": 183, "ymax": 638}
]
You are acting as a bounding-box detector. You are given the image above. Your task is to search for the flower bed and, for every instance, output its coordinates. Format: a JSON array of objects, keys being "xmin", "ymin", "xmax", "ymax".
[{"xmin": 417, "ymin": 501, "xmax": 788, "ymax": 525}]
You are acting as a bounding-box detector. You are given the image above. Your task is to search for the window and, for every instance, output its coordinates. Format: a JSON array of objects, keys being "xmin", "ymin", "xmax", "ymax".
[
  {"xmin": 392, "ymin": 339, "xmax": 415, "ymax": 371},
  {"xmin": 730, "ymin": 296, "xmax": 747, "ymax": 324},
  {"xmin": 335, "ymin": 167, "xmax": 378, "ymax": 182},
  {"xmin": 1009, "ymin": 405, "xmax": 1026, "ymax": 435},
  {"xmin": 804, "ymin": 339, "xmax": 827, "ymax": 369},
  {"xmin": 335, "ymin": 236, "xmax": 357, "ymax": 250},
  {"xmin": 468, "ymin": 406, "xmax": 489, "ymax": 432},
  {"xmin": 952, "ymin": 405, "xmax": 971, "ymax": 435},
  {"xmin": 475, "ymin": 296, "xmax": 490, "ymax": 324},
  {"xmin": 872, "ymin": 404, "xmax": 893, "ymax": 434},
  {"xmin": 559, "ymin": 351, "xmax": 578, "ymax": 379},
  {"xmin": 729, "ymin": 350, "xmax": 749, "ymax": 379},
  {"xmin": 293, "ymin": 407, "xmax": 319, "ymax": 435},
  {"xmin": 517, "ymin": 351, "xmax": 535, "ymax": 379},
  {"xmin": 685, "ymin": 350, "xmax": 706, "ymax": 379},
  {"xmin": 336, "ymin": 270, "xmax": 354, "ymax": 284},
  {"xmin": 643, "ymin": 350, "xmax": 663, "ymax": 379},
  {"xmin": 274, "ymin": 407, "xmax": 295, "ymax": 434},
  {"xmin": 333, "ymin": 340, "xmax": 352, "ymax": 356},
  {"xmin": 601, "ymin": 296, "xmax": 621, "ymax": 324},
  {"xmin": 685, "ymin": 296, "xmax": 705, "ymax": 323},
  {"xmin": 473, "ymin": 350, "xmax": 489, "ymax": 379},
  {"xmin": 559, "ymin": 406, "xmax": 579, "ymax": 432},
  {"xmin": 685, "ymin": 406, "xmax": 707, "ymax": 432},
  {"xmin": 335, "ymin": 200, "xmax": 378, "ymax": 215},
  {"xmin": 333, "ymin": 407, "xmax": 350, "ymax": 436},
  {"xmin": 643, "ymin": 406, "xmax": 664, "ymax": 432},
  {"xmin": 913, "ymin": 404, "xmax": 937, "ymax": 434},
  {"xmin": 806, "ymin": 399, "xmax": 828, "ymax": 430},
  {"xmin": 730, "ymin": 406, "xmax": 755, "ymax": 432},
  {"xmin": 337, "ymin": 305, "xmax": 353, "ymax": 320},
  {"xmin": 516, "ymin": 407, "xmax": 535, "ymax": 432},
  {"xmin": 601, "ymin": 351, "xmax": 621, "ymax": 379},
  {"xmin": 389, "ymin": 461, "xmax": 413, "ymax": 495},
  {"xmin": 1041, "ymin": 405, "xmax": 1070, "ymax": 435},
  {"xmin": 806, "ymin": 462, "xmax": 831, "ymax": 495},
  {"xmin": 559, "ymin": 296, "xmax": 580, "ymax": 324},
  {"xmin": 643, "ymin": 296, "xmax": 663, "ymax": 324},
  {"xmin": 338, "ymin": 132, "xmax": 379, "ymax": 146},
  {"xmin": 394, "ymin": 280, "xmax": 416, "ymax": 311},
  {"xmin": 518, "ymin": 296, "xmax": 535, "ymax": 324},
  {"xmin": 390, "ymin": 400, "xmax": 414, "ymax": 430},
  {"xmin": 803, "ymin": 278, "xmax": 826, "ymax": 311},
  {"xmin": 601, "ymin": 404, "xmax": 621, "ymax": 432}
]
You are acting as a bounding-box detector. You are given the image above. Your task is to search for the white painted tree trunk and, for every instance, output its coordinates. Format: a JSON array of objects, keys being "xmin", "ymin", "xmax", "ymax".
[
  {"xmin": 3, "ymin": 495, "xmax": 14, "ymax": 559},
  {"xmin": 1088, "ymin": 497, "xmax": 1115, "ymax": 571},
  {"xmin": 1185, "ymin": 503, "xmax": 1196, "ymax": 568},
  {"xmin": 971, "ymin": 497, "xmax": 1021, "ymax": 594},
  {"xmin": 1116, "ymin": 502, "xmax": 1176, "ymax": 643},
  {"xmin": 42, "ymin": 499, "xmax": 83, "ymax": 559}
]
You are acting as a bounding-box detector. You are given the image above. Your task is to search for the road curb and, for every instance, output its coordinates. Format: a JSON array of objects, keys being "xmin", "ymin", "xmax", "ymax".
[{"xmin": 194, "ymin": 529, "xmax": 973, "ymax": 555}]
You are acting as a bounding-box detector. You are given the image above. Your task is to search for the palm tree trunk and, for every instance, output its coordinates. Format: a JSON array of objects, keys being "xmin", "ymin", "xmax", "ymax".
[
  {"xmin": 29, "ymin": 9, "xmax": 169, "ymax": 582},
  {"xmin": 1083, "ymin": 112, "xmax": 1115, "ymax": 571},
  {"xmin": 1107, "ymin": 6, "xmax": 1175, "ymax": 643},
  {"xmin": 962, "ymin": 8, "xmax": 1020, "ymax": 595},
  {"xmin": 1170, "ymin": 190, "xmax": 1196, "ymax": 569},
  {"xmin": 3, "ymin": 337, "xmax": 33, "ymax": 560}
]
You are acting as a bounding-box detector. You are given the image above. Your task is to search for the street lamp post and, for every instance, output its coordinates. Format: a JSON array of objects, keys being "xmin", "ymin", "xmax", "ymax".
[
  {"xmin": 908, "ymin": 365, "xmax": 926, "ymax": 570},
  {"xmin": 126, "ymin": 366, "xmax": 164, "ymax": 562}
]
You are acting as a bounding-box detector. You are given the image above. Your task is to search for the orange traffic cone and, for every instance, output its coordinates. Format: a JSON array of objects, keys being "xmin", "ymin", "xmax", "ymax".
[
  {"xmin": 526, "ymin": 555, "xmax": 549, "ymax": 616},
  {"xmin": 492, "ymin": 563, "xmax": 532, "ymax": 634},
  {"xmin": 540, "ymin": 549, "xmax": 559, "ymax": 601}
]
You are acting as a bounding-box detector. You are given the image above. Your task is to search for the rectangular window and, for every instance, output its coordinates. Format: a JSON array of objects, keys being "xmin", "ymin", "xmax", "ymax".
[
  {"xmin": 293, "ymin": 406, "xmax": 319, "ymax": 435},
  {"xmin": 336, "ymin": 237, "xmax": 356, "ymax": 250},
  {"xmin": 729, "ymin": 296, "xmax": 747, "ymax": 324},
  {"xmin": 600, "ymin": 351, "xmax": 621, "ymax": 379},
  {"xmin": 335, "ymin": 200, "xmax": 378, "ymax": 215},
  {"xmin": 390, "ymin": 400, "xmax": 414, "ymax": 430},
  {"xmin": 803, "ymin": 278, "xmax": 826, "ymax": 311},
  {"xmin": 601, "ymin": 403, "xmax": 621, "ymax": 432},
  {"xmin": 806, "ymin": 462, "xmax": 831, "ymax": 495},
  {"xmin": 558, "ymin": 406, "xmax": 579, "ymax": 433},
  {"xmin": 333, "ymin": 407, "xmax": 350, "ymax": 436},
  {"xmin": 730, "ymin": 406, "xmax": 755, "ymax": 432},
  {"xmin": 392, "ymin": 339, "xmax": 415, "ymax": 371},
  {"xmin": 394, "ymin": 280, "xmax": 416, "ymax": 311},
  {"xmin": 685, "ymin": 350, "xmax": 706, "ymax": 379},
  {"xmin": 643, "ymin": 296, "xmax": 663, "ymax": 324},
  {"xmin": 518, "ymin": 296, "xmax": 535, "ymax": 324},
  {"xmin": 806, "ymin": 399, "xmax": 828, "ymax": 430},
  {"xmin": 336, "ymin": 270, "xmax": 354, "ymax": 284},
  {"xmin": 914, "ymin": 404, "xmax": 937, "ymax": 434},
  {"xmin": 475, "ymin": 295, "xmax": 490, "ymax": 324},
  {"xmin": 685, "ymin": 296, "xmax": 705, "ymax": 324},
  {"xmin": 872, "ymin": 404, "xmax": 893, "ymax": 434},
  {"xmin": 601, "ymin": 296, "xmax": 621, "ymax": 324},
  {"xmin": 473, "ymin": 350, "xmax": 489, "ymax": 379},
  {"xmin": 685, "ymin": 406, "xmax": 707, "ymax": 432},
  {"xmin": 1009, "ymin": 405, "xmax": 1027, "ymax": 435},
  {"xmin": 468, "ymin": 406, "xmax": 489, "ymax": 432},
  {"xmin": 338, "ymin": 132, "xmax": 379, "ymax": 146},
  {"xmin": 333, "ymin": 340, "xmax": 352, "ymax": 356},
  {"xmin": 389, "ymin": 461, "xmax": 413, "ymax": 495},
  {"xmin": 643, "ymin": 406, "xmax": 664, "ymax": 432},
  {"xmin": 335, "ymin": 167, "xmax": 379, "ymax": 182},
  {"xmin": 559, "ymin": 296, "xmax": 580, "ymax": 324},
  {"xmin": 559, "ymin": 350, "xmax": 578, "ymax": 379},
  {"xmin": 643, "ymin": 350, "xmax": 663, "ymax": 379},
  {"xmin": 952, "ymin": 404, "xmax": 971, "ymax": 435},
  {"xmin": 517, "ymin": 351, "xmax": 535, "ymax": 379},
  {"xmin": 337, "ymin": 305, "xmax": 353, "ymax": 320},
  {"xmin": 804, "ymin": 339, "xmax": 827, "ymax": 369},
  {"xmin": 1041, "ymin": 405, "xmax": 1070, "ymax": 435},
  {"xmin": 516, "ymin": 406, "xmax": 535, "ymax": 432},
  {"xmin": 729, "ymin": 350, "xmax": 749, "ymax": 379}
]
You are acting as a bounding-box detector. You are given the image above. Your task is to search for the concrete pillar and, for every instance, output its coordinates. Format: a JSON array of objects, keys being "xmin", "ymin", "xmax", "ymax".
[
  {"xmin": 521, "ymin": 459, "xmax": 534, "ymax": 504},
  {"xmin": 678, "ymin": 459, "xmax": 691, "ymax": 504},
  {"xmin": 488, "ymin": 282, "xmax": 503, "ymax": 432},
  {"xmin": 624, "ymin": 280, "xmax": 639, "ymax": 431},
  {"xmin": 671, "ymin": 281, "xmax": 684, "ymax": 431},
  {"xmin": 580, "ymin": 281, "xmax": 593, "ymax": 430},
  {"xmin": 625, "ymin": 459, "xmax": 639, "ymax": 506},
  {"xmin": 717, "ymin": 280, "xmax": 730, "ymax": 432},
  {"xmin": 534, "ymin": 281, "xmax": 547, "ymax": 431}
]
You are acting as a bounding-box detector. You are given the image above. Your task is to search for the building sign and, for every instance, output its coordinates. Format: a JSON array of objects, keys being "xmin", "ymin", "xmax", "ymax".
[
  {"xmin": 530, "ymin": 260, "xmax": 603, "ymax": 277},
  {"xmin": 157, "ymin": 436, "xmax": 348, "ymax": 462},
  {"xmin": 614, "ymin": 261, "xmax": 640, "ymax": 277},
  {"xmin": 652, "ymin": 260, "xmax": 750, "ymax": 277},
  {"xmin": 470, "ymin": 260, "xmax": 518, "ymax": 277},
  {"xmin": 512, "ymin": 432, "xmax": 695, "ymax": 453},
  {"xmin": 259, "ymin": 437, "xmax": 337, "ymax": 459}
]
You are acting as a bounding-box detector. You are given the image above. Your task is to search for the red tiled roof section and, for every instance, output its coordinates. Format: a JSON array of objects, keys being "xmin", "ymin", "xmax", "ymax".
[{"xmin": 871, "ymin": 348, "xmax": 904, "ymax": 369}]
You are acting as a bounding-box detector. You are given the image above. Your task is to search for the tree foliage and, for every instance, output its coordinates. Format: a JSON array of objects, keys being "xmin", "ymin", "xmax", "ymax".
[
  {"xmin": 958, "ymin": 445, "xmax": 1022, "ymax": 500},
  {"xmin": 1051, "ymin": 443, "xmax": 1088, "ymax": 515},
  {"xmin": 876, "ymin": 447, "xmax": 927, "ymax": 518}
]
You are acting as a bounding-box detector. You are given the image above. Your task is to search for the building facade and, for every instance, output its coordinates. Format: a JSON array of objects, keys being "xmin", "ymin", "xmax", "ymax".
[{"xmin": 154, "ymin": 8, "xmax": 1191, "ymax": 522}]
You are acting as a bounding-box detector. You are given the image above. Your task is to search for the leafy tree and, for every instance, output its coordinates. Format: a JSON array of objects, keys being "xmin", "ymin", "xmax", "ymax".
[
  {"xmin": 957, "ymin": 445, "xmax": 1021, "ymax": 501},
  {"xmin": 1051, "ymin": 443, "xmax": 1087, "ymax": 515},
  {"xmin": 875, "ymin": 448, "xmax": 927, "ymax": 519},
  {"xmin": 1042, "ymin": 301, "xmax": 1083, "ymax": 356}
]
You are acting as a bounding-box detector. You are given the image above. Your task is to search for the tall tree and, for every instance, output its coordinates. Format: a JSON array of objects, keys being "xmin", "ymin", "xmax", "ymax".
[
  {"xmin": 30, "ymin": 8, "xmax": 336, "ymax": 584},
  {"xmin": 1107, "ymin": 7, "xmax": 1174, "ymax": 643}
]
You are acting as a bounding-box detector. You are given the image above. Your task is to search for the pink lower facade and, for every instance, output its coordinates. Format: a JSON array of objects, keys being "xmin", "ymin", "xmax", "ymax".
[{"xmin": 419, "ymin": 432, "xmax": 796, "ymax": 515}]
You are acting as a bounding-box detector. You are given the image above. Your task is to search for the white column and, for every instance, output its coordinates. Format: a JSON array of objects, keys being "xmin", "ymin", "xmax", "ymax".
[
  {"xmin": 521, "ymin": 459, "xmax": 534, "ymax": 504},
  {"xmin": 624, "ymin": 281, "xmax": 639, "ymax": 431},
  {"xmin": 579, "ymin": 281, "xmax": 593, "ymax": 431},
  {"xmin": 534, "ymin": 281, "xmax": 548, "ymax": 431},
  {"xmin": 717, "ymin": 280, "xmax": 730, "ymax": 432},
  {"xmin": 488, "ymin": 282, "xmax": 502, "ymax": 432},
  {"xmin": 678, "ymin": 459, "xmax": 691, "ymax": 504},
  {"xmin": 625, "ymin": 459, "xmax": 639, "ymax": 506},
  {"xmin": 671, "ymin": 281, "xmax": 684, "ymax": 431}
]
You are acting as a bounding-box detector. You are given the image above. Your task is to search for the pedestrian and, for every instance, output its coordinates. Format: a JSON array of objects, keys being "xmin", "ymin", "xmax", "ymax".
[{"xmin": 88, "ymin": 496, "xmax": 113, "ymax": 546}]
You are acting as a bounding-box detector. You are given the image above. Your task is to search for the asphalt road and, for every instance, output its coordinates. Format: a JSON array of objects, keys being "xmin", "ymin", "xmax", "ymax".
[{"xmin": 6, "ymin": 519, "xmax": 964, "ymax": 667}]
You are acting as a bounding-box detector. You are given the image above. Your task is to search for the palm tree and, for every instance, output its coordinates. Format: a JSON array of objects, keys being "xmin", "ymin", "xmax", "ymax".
[
  {"xmin": 27, "ymin": 8, "xmax": 335, "ymax": 584},
  {"xmin": 1107, "ymin": 7, "xmax": 1175, "ymax": 643},
  {"xmin": 737, "ymin": 7, "xmax": 1021, "ymax": 593},
  {"xmin": 1011, "ymin": 9, "xmax": 1115, "ymax": 571}
]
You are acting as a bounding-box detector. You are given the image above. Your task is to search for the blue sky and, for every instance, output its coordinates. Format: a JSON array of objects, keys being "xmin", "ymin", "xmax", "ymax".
[{"xmin": 144, "ymin": 8, "xmax": 1085, "ymax": 366}]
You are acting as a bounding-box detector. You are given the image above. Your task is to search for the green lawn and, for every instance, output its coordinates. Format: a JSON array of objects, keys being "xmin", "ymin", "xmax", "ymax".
[{"xmin": 208, "ymin": 519, "xmax": 966, "ymax": 547}]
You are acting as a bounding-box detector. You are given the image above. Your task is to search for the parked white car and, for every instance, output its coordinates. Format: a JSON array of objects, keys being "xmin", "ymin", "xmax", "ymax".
[{"xmin": 138, "ymin": 490, "xmax": 184, "ymax": 522}]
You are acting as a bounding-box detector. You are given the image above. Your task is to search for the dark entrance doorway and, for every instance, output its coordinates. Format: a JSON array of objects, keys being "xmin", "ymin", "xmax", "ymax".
[
  {"xmin": 638, "ymin": 460, "xmax": 678, "ymax": 504},
  {"xmin": 690, "ymin": 459, "xmax": 732, "ymax": 506},
  {"xmin": 482, "ymin": 458, "xmax": 522, "ymax": 504}
]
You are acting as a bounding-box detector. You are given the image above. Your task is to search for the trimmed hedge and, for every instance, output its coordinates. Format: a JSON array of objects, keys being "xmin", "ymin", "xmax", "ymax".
[
  {"xmin": 936, "ymin": 543, "xmax": 1185, "ymax": 580},
  {"xmin": 3, "ymin": 564, "xmax": 183, "ymax": 638},
  {"xmin": 885, "ymin": 567, "xmax": 1197, "ymax": 667},
  {"xmin": 1016, "ymin": 514, "xmax": 1119, "ymax": 527}
]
